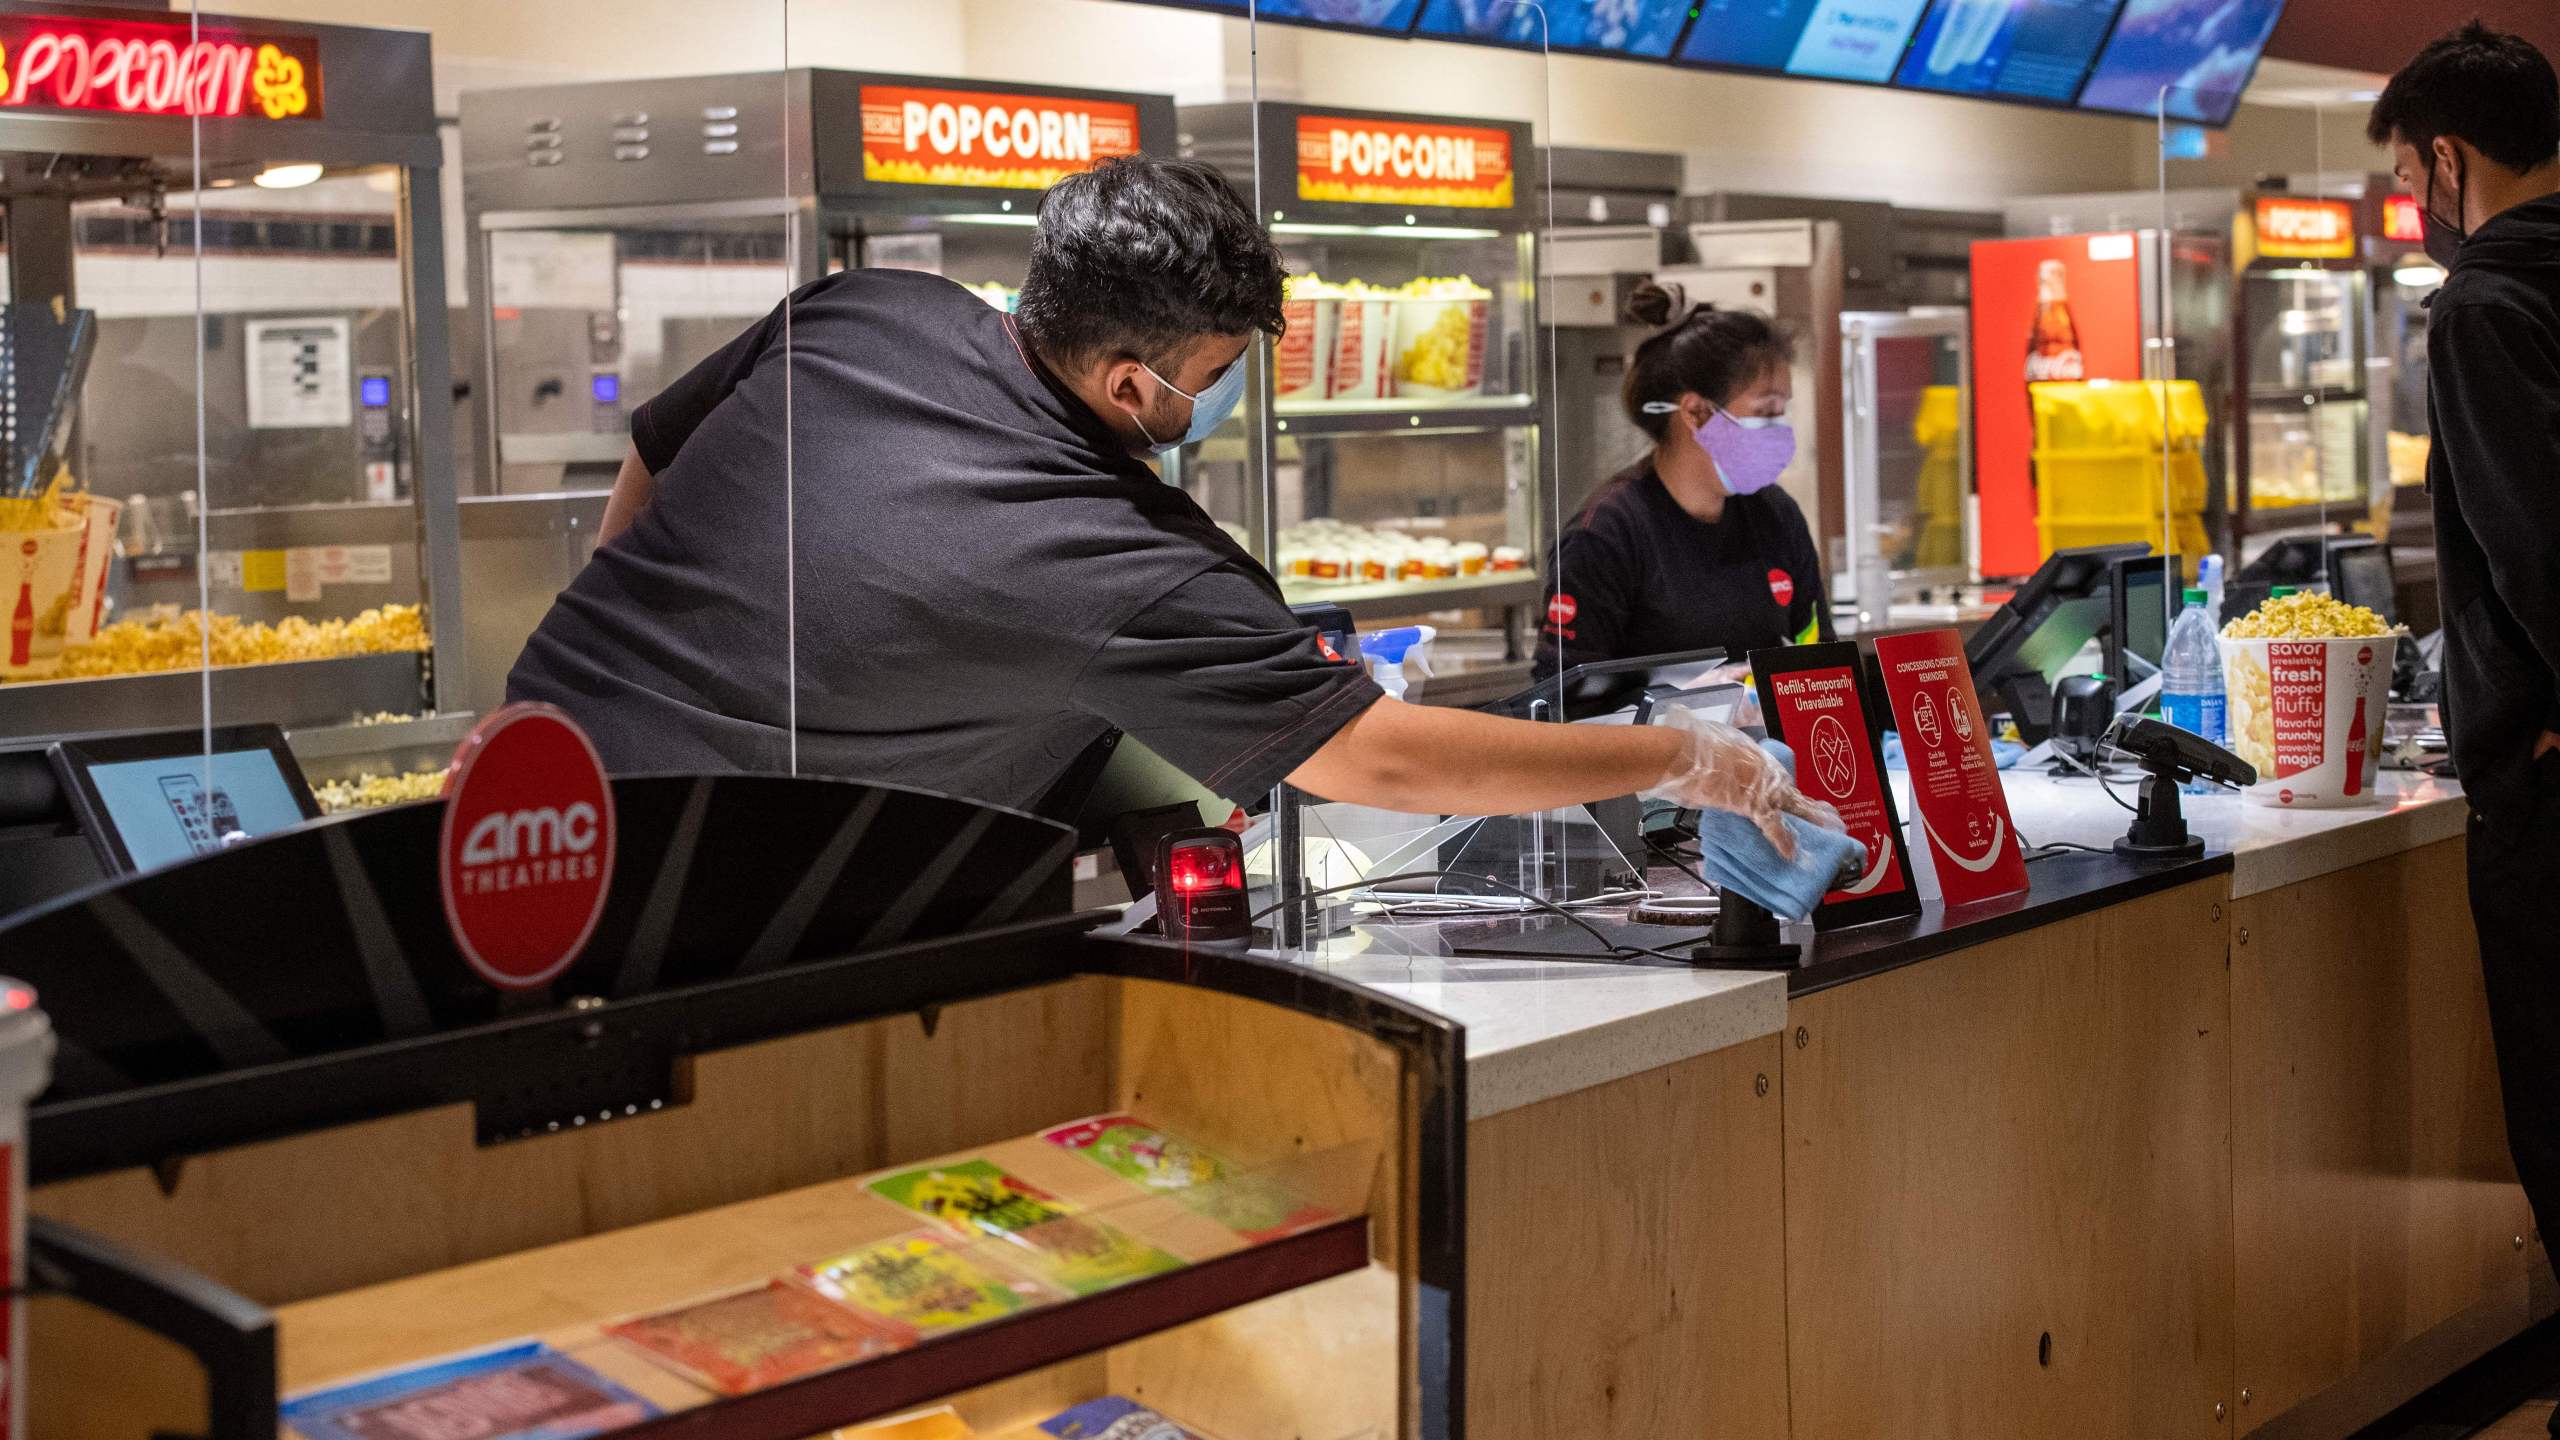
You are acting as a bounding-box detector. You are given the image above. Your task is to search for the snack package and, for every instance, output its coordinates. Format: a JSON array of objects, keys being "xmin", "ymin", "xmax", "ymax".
[
  {"xmin": 1037, "ymin": 1396, "xmax": 1211, "ymax": 1440},
  {"xmin": 838, "ymin": 1407, "xmax": 975, "ymax": 1440},
  {"xmin": 280, "ymin": 1340, "xmax": 657, "ymax": 1440},
  {"xmin": 1277, "ymin": 274, "xmax": 1343, "ymax": 403},
  {"xmin": 605, "ymin": 1280, "xmax": 919, "ymax": 1396},
  {"xmin": 1042, "ymin": 1114, "xmax": 1334, "ymax": 1244},
  {"xmin": 1391, "ymin": 276, "xmax": 1492, "ymax": 398},
  {"xmin": 866, "ymin": 1159, "xmax": 1185, "ymax": 1297},
  {"xmin": 798, "ymin": 1229, "xmax": 1061, "ymax": 1335},
  {"xmin": 1328, "ymin": 280, "xmax": 1399, "ymax": 401}
]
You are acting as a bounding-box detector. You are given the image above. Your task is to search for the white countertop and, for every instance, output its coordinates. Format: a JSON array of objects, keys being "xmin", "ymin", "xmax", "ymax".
[
  {"xmin": 1289, "ymin": 945, "xmax": 1788, "ymax": 1121},
  {"xmin": 1269, "ymin": 764, "xmax": 2467, "ymax": 1122},
  {"xmin": 1977, "ymin": 765, "xmax": 2468, "ymax": 899}
]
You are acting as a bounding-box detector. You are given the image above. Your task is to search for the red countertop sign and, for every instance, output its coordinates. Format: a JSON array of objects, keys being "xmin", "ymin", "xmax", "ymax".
[
  {"xmin": 1874, "ymin": 629, "xmax": 2028, "ymax": 907},
  {"xmin": 1760, "ymin": 659, "xmax": 1909, "ymax": 911}
]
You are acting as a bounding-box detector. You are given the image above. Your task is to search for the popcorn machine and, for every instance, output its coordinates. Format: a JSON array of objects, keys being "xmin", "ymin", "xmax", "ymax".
[
  {"xmin": 460, "ymin": 71, "xmax": 1178, "ymax": 495},
  {"xmin": 0, "ymin": 4, "xmax": 464, "ymax": 740},
  {"xmin": 1178, "ymin": 100, "xmax": 1546, "ymax": 637}
]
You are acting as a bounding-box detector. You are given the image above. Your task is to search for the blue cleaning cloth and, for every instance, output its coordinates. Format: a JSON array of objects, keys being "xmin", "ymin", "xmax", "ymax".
[{"xmin": 1690, "ymin": 740, "xmax": 1870, "ymax": 922}]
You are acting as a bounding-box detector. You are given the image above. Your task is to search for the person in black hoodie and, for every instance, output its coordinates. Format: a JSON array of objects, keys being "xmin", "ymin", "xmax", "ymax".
[{"xmin": 2372, "ymin": 23, "xmax": 2560, "ymax": 1360}]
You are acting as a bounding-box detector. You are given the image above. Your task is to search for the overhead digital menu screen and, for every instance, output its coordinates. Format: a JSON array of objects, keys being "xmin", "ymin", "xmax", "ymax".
[
  {"xmin": 1256, "ymin": 0, "xmax": 1426, "ymax": 28},
  {"xmin": 1112, "ymin": 0, "xmax": 1423, "ymax": 28},
  {"xmin": 1893, "ymin": 0, "xmax": 2127, "ymax": 103},
  {"xmin": 2079, "ymin": 0, "xmax": 2288, "ymax": 124},
  {"xmin": 1415, "ymin": 0, "xmax": 1693, "ymax": 56},
  {"xmin": 1679, "ymin": 0, "xmax": 1931, "ymax": 83}
]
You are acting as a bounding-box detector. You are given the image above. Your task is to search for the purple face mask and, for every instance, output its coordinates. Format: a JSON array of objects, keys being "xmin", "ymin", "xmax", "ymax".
[{"xmin": 1694, "ymin": 408, "xmax": 1796, "ymax": 496}]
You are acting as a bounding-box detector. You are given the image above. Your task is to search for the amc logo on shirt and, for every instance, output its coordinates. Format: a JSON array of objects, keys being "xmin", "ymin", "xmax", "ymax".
[
  {"xmin": 1767, "ymin": 568, "xmax": 1795, "ymax": 608},
  {"xmin": 1544, "ymin": 592, "xmax": 1579, "ymax": 638}
]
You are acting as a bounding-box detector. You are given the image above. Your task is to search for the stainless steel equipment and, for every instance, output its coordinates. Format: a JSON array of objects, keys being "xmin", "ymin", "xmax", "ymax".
[
  {"xmin": 1543, "ymin": 147, "xmax": 1683, "ymax": 522},
  {"xmin": 461, "ymin": 71, "xmax": 1178, "ymax": 495},
  {"xmin": 0, "ymin": 4, "xmax": 464, "ymax": 745}
]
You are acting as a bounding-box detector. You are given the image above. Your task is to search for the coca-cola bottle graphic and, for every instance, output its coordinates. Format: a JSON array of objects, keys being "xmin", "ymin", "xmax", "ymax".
[
  {"xmin": 2025, "ymin": 259, "xmax": 2086, "ymax": 384},
  {"xmin": 8, "ymin": 539, "xmax": 35, "ymax": 670},
  {"xmin": 2344, "ymin": 693, "xmax": 2368, "ymax": 796}
]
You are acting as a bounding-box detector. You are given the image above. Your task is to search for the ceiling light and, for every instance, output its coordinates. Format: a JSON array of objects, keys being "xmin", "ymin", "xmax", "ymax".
[{"xmin": 252, "ymin": 162, "xmax": 324, "ymax": 190}]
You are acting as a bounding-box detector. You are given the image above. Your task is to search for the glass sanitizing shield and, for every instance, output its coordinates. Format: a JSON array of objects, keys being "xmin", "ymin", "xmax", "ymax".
[{"xmin": 1233, "ymin": 4, "xmax": 1647, "ymax": 957}]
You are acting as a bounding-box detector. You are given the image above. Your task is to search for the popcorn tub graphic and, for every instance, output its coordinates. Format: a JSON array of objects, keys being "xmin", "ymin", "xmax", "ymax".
[{"xmin": 2220, "ymin": 634, "xmax": 2397, "ymax": 809}]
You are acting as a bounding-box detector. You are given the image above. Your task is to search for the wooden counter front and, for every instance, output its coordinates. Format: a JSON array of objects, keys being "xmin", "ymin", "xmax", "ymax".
[
  {"xmin": 1781, "ymin": 876, "xmax": 2235, "ymax": 1440},
  {"xmin": 2230, "ymin": 836, "xmax": 2532, "ymax": 1436},
  {"xmin": 1467, "ymin": 1032, "xmax": 1790, "ymax": 1440}
]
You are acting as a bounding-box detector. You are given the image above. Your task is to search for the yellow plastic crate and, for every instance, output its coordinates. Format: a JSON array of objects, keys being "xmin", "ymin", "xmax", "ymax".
[
  {"xmin": 2031, "ymin": 447, "xmax": 2210, "ymax": 520},
  {"xmin": 2031, "ymin": 379, "xmax": 2209, "ymax": 451},
  {"xmin": 1911, "ymin": 384, "xmax": 1965, "ymax": 571}
]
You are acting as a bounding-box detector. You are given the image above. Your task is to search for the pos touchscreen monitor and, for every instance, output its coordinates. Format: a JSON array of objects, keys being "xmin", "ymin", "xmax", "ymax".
[
  {"xmin": 48, "ymin": 724, "xmax": 323, "ymax": 876},
  {"xmin": 1486, "ymin": 648, "xmax": 1728, "ymax": 722},
  {"xmin": 1965, "ymin": 542, "xmax": 2151, "ymax": 741}
]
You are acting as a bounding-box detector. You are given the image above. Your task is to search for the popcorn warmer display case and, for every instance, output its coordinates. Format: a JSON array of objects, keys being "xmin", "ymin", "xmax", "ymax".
[
  {"xmin": 0, "ymin": 4, "xmax": 465, "ymax": 748},
  {"xmin": 1178, "ymin": 100, "xmax": 1546, "ymax": 637}
]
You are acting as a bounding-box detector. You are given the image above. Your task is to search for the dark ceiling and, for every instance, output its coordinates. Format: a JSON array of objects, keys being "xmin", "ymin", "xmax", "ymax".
[{"xmin": 2268, "ymin": 0, "xmax": 2560, "ymax": 75}]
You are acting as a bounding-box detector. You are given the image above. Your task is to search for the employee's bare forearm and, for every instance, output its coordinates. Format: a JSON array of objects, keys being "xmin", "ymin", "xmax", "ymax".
[
  {"xmin": 597, "ymin": 443, "xmax": 656, "ymax": 547},
  {"xmin": 1288, "ymin": 698, "xmax": 1685, "ymax": 816}
]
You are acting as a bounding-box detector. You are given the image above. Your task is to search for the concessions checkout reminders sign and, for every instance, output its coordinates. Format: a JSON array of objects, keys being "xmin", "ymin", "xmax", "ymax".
[{"xmin": 1872, "ymin": 629, "xmax": 2029, "ymax": 907}]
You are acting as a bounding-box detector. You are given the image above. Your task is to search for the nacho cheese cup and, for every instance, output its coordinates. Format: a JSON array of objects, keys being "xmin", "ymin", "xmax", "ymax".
[{"xmin": 2219, "ymin": 633, "xmax": 2398, "ymax": 808}]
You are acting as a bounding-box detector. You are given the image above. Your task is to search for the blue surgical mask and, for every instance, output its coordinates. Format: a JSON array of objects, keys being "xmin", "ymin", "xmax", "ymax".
[{"xmin": 1134, "ymin": 355, "xmax": 1247, "ymax": 454}]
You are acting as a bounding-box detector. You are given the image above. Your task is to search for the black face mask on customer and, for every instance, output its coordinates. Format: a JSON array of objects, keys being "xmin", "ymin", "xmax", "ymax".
[{"xmin": 2423, "ymin": 146, "xmax": 2469, "ymax": 269}]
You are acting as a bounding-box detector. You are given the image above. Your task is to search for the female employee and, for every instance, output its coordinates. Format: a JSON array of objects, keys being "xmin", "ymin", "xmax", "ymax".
[{"xmin": 1535, "ymin": 283, "xmax": 1830, "ymax": 679}]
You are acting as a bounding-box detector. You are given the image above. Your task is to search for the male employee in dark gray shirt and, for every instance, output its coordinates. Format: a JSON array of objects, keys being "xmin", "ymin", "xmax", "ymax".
[{"xmin": 509, "ymin": 155, "xmax": 1832, "ymax": 854}]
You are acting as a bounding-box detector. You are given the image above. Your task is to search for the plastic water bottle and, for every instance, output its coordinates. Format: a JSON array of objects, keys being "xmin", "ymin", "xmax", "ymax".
[
  {"xmin": 2196, "ymin": 553, "xmax": 2225, "ymax": 629},
  {"xmin": 2160, "ymin": 586, "xmax": 2225, "ymax": 794}
]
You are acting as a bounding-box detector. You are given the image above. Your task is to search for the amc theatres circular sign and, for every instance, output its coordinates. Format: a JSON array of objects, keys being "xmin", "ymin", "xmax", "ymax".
[{"xmin": 439, "ymin": 703, "xmax": 616, "ymax": 990}]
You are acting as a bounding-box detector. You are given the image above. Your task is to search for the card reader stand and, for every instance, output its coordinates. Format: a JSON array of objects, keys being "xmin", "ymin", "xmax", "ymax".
[
  {"xmin": 1688, "ymin": 892, "xmax": 1800, "ymax": 968},
  {"xmin": 2108, "ymin": 716, "xmax": 2254, "ymax": 862},
  {"xmin": 2114, "ymin": 764, "xmax": 2207, "ymax": 861}
]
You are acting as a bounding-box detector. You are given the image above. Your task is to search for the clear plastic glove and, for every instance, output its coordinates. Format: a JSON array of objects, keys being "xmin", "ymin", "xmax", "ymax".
[{"xmin": 1643, "ymin": 708, "xmax": 1847, "ymax": 861}]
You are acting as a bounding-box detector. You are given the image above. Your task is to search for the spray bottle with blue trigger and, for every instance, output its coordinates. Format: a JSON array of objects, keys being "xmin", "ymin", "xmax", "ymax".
[{"xmin": 1358, "ymin": 625, "xmax": 1437, "ymax": 702}]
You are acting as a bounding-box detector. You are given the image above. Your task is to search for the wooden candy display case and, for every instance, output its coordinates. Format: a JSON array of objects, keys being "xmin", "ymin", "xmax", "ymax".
[{"xmin": 2, "ymin": 775, "xmax": 1464, "ymax": 1439}]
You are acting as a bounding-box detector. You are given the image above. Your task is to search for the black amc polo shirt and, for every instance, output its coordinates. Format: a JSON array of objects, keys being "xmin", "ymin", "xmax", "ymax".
[
  {"xmin": 1533, "ymin": 461, "xmax": 1830, "ymax": 679},
  {"xmin": 507, "ymin": 268, "xmax": 1380, "ymax": 813}
]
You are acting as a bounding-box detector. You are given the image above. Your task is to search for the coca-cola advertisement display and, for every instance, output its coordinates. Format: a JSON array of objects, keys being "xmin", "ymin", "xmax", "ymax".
[{"xmin": 1968, "ymin": 234, "xmax": 2147, "ymax": 577}]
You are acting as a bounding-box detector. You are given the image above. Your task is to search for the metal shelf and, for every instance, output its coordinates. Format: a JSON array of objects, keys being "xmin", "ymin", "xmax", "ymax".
[
  {"xmin": 0, "ymin": 652, "xmax": 431, "ymax": 739},
  {"xmin": 1282, "ymin": 571, "xmax": 1541, "ymax": 621},
  {"xmin": 1269, "ymin": 392, "xmax": 1536, "ymax": 437}
]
